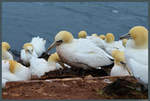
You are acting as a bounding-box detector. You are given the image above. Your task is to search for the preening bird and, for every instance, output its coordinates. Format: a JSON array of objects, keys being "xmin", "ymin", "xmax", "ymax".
[
  {"xmin": 20, "ymin": 36, "xmax": 46, "ymax": 65},
  {"xmin": 21, "ymin": 43, "xmax": 38, "ymax": 65}
]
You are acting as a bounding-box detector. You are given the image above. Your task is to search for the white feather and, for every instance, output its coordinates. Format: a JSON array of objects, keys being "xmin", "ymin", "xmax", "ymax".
[
  {"xmin": 30, "ymin": 36, "xmax": 46, "ymax": 57},
  {"xmin": 125, "ymin": 39, "xmax": 148, "ymax": 85},
  {"xmin": 29, "ymin": 57, "xmax": 59, "ymax": 77},
  {"xmin": 57, "ymin": 38, "xmax": 113, "ymax": 69},
  {"xmin": 104, "ymin": 40, "xmax": 125, "ymax": 55},
  {"xmin": 86, "ymin": 36, "xmax": 105, "ymax": 49},
  {"xmin": 110, "ymin": 64, "xmax": 130, "ymax": 76},
  {"xmin": 2, "ymin": 50, "xmax": 13, "ymax": 60},
  {"xmin": 2, "ymin": 60, "xmax": 31, "ymax": 88}
]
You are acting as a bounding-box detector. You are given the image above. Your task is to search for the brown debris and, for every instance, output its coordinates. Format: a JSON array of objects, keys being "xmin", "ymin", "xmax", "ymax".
[{"xmin": 2, "ymin": 76, "xmax": 148, "ymax": 99}]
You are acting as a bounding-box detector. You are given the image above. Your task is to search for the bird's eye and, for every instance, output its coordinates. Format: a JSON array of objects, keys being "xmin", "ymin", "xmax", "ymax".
[
  {"xmin": 57, "ymin": 40, "xmax": 63, "ymax": 43},
  {"xmin": 56, "ymin": 40, "xmax": 63, "ymax": 45}
]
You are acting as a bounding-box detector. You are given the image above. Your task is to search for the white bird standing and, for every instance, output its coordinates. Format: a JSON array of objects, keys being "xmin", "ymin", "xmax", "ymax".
[
  {"xmin": 120, "ymin": 26, "xmax": 148, "ymax": 88},
  {"xmin": 45, "ymin": 31, "xmax": 114, "ymax": 70},
  {"xmin": 2, "ymin": 60, "xmax": 31, "ymax": 88},
  {"xmin": 2, "ymin": 42, "xmax": 13, "ymax": 60},
  {"xmin": 104, "ymin": 33, "xmax": 125, "ymax": 55},
  {"xmin": 110, "ymin": 50, "xmax": 131, "ymax": 76}
]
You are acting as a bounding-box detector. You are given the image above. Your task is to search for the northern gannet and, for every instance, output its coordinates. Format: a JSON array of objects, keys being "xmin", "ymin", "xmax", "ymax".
[
  {"xmin": 2, "ymin": 60, "xmax": 31, "ymax": 88},
  {"xmin": 45, "ymin": 31, "xmax": 114, "ymax": 70},
  {"xmin": 29, "ymin": 52, "xmax": 64, "ymax": 77},
  {"xmin": 110, "ymin": 50, "xmax": 131, "ymax": 76},
  {"xmin": 2, "ymin": 42, "xmax": 13, "ymax": 60},
  {"xmin": 120, "ymin": 26, "xmax": 148, "ymax": 88},
  {"xmin": 21, "ymin": 43, "xmax": 38, "ymax": 65}
]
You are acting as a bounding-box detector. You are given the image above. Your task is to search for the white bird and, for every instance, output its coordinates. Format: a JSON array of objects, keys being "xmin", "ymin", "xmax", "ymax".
[
  {"xmin": 78, "ymin": 31, "xmax": 106, "ymax": 49},
  {"xmin": 110, "ymin": 50, "xmax": 131, "ymax": 76},
  {"xmin": 20, "ymin": 43, "xmax": 38, "ymax": 65},
  {"xmin": 20, "ymin": 36, "xmax": 46, "ymax": 65},
  {"xmin": 29, "ymin": 52, "xmax": 64, "ymax": 77},
  {"xmin": 2, "ymin": 42, "xmax": 13, "ymax": 60},
  {"xmin": 121, "ymin": 26, "xmax": 148, "ymax": 87},
  {"xmin": 46, "ymin": 31, "xmax": 114, "ymax": 70},
  {"xmin": 104, "ymin": 33, "xmax": 125, "ymax": 55},
  {"xmin": 2, "ymin": 60, "xmax": 31, "ymax": 88}
]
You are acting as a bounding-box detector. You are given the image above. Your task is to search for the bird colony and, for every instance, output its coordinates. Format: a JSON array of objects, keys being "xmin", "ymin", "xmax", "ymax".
[{"xmin": 2, "ymin": 26, "xmax": 148, "ymax": 91}]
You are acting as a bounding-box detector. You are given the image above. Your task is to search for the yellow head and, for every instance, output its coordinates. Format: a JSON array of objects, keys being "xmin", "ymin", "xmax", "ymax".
[
  {"xmin": 129, "ymin": 26, "xmax": 148, "ymax": 47},
  {"xmin": 2, "ymin": 42, "xmax": 10, "ymax": 51},
  {"xmin": 48, "ymin": 52, "xmax": 60, "ymax": 62},
  {"xmin": 23, "ymin": 43, "xmax": 33, "ymax": 53},
  {"xmin": 112, "ymin": 50, "xmax": 125, "ymax": 64},
  {"xmin": 105, "ymin": 33, "xmax": 115, "ymax": 43},
  {"xmin": 46, "ymin": 31, "xmax": 74, "ymax": 52},
  {"xmin": 9, "ymin": 60, "xmax": 19, "ymax": 73},
  {"xmin": 78, "ymin": 31, "xmax": 87, "ymax": 38},
  {"xmin": 99, "ymin": 34, "xmax": 105, "ymax": 40},
  {"xmin": 92, "ymin": 33, "xmax": 98, "ymax": 37},
  {"xmin": 122, "ymin": 39, "xmax": 128, "ymax": 47},
  {"xmin": 55, "ymin": 31, "xmax": 74, "ymax": 44}
]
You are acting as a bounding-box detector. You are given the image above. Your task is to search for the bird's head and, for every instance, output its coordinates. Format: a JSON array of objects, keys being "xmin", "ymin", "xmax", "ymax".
[
  {"xmin": 129, "ymin": 26, "xmax": 148, "ymax": 48},
  {"xmin": 120, "ymin": 26, "xmax": 148, "ymax": 48},
  {"xmin": 92, "ymin": 33, "xmax": 98, "ymax": 37},
  {"xmin": 78, "ymin": 30, "xmax": 87, "ymax": 38},
  {"xmin": 23, "ymin": 43, "xmax": 33, "ymax": 54},
  {"xmin": 99, "ymin": 34, "xmax": 105, "ymax": 40},
  {"xmin": 48, "ymin": 52, "xmax": 60, "ymax": 63},
  {"xmin": 46, "ymin": 31, "xmax": 74, "ymax": 52},
  {"xmin": 2, "ymin": 42, "xmax": 10, "ymax": 51},
  {"xmin": 112, "ymin": 50, "xmax": 125, "ymax": 64},
  {"xmin": 122, "ymin": 39, "xmax": 128, "ymax": 47},
  {"xmin": 105, "ymin": 33, "xmax": 115, "ymax": 43}
]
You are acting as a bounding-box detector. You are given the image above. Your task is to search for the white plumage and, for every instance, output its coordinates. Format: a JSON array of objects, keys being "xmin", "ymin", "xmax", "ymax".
[
  {"xmin": 110, "ymin": 64, "xmax": 130, "ymax": 76},
  {"xmin": 29, "ymin": 57, "xmax": 56, "ymax": 77},
  {"xmin": 29, "ymin": 53, "xmax": 63, "ymax": 78},
  {"xmin": 20, "ymin": 49, "xmax": 38, "ymax": 65},
  {"xmin": 30, "ymin": 36, "xmax": 46, "ymax": 57},
  {"xmin": 20, "ymin": 36, "xmax": 46, "ymax": 65},
  {"xmin": 125, "ymin": 40, "xmax": 148, "ymax": 85},
  {"xmin": 86, "ymin": 36, "xmax": 105, "ymax": 49},
  {"xmin": 2, "ymin": 50, "xmax": 13, "ymax": 60},
  {"xmin": 2, "ymin": 60, "xmax": 31, "ymax": 88},
  {"xmin": 104, "ymin": 41, "xmax": 125, "ymax": 55},
  {"xmin": 57, "ymin": 38, "xmax": 113, "ymax": 69}
]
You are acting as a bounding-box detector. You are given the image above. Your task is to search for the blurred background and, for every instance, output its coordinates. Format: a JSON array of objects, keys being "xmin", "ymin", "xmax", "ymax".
[{"xmin": 2, "ymin": 2, "xmax": 148, "ymax": 55}]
